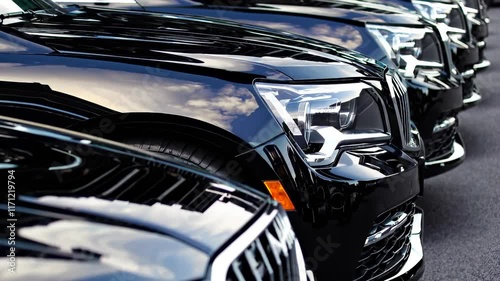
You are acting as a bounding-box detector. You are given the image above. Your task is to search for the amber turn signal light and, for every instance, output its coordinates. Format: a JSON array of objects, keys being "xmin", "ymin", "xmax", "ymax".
[{"xmin": 263, "ymin": 180, "xmax": 295, "ymax": 211}]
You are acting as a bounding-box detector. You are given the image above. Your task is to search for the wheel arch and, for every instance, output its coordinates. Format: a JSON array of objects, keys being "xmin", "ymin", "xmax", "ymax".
[
  {"xmin": 67, "ymin": 112, "xmax": 279, "ymax": 193},
  {"xmin": 67, "ymin": 112, "xmax": 254, "ymax": 154}
]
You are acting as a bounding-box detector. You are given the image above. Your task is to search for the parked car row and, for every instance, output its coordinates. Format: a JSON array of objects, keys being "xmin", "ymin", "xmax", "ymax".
[{"xmin": 0, "ymin": 0, "xmax": 490, "ymax": 280}]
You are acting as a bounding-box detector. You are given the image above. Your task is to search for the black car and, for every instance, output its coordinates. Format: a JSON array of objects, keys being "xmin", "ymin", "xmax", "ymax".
[
  {"xmin": 327, "ymin": 0, "xmax": 484, "ymax": 104},
  {"xmin": 0, "ymin": 1, "xmax": 425, "ymax": 280},
  {"xmin": 359, "ymin": 0, "xmax": 486, "ymax": 93},
  {"xmin": 60, "ymin": 0, "xmax": 483, "ymax": 98},
  {"xmin": 483, "ymin": 0, "xmax": 497, "ymax": 7},
  {"xmin": 461, "ymin": 0, "xmax": 491, "ymax": 70},
  {"xmin": 0, "ymin": 116, "xmax": 314, "ymax": 280},
  {"xmin": 80, "ymin": 0, "xmax": 468, "ymax": 176}
]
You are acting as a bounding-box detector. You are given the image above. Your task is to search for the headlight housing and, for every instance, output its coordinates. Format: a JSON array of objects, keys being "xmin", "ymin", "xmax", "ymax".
[
  {"xmin": 367, "ymin": 24, "xmax": 444, "ymax": 78},
  {"xmin": 413, "ymin": 1, "xmax": 455, "ymax": 23},
  {"xmin": 413, "ymin": 1, "xmax": 469, "ymax": 48},
  {"xmin": 460, "ymin": 0, "xmax": 483, "ymax": 26},
  {"xmin": 255, "ymin": 82, "xmax": 391, "ymax": 166}
]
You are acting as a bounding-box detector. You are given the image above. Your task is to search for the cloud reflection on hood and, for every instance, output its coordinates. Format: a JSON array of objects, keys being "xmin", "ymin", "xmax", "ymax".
[{"xmin": 236, "ymin": 21, "xmax": 363, "ymax": 50}]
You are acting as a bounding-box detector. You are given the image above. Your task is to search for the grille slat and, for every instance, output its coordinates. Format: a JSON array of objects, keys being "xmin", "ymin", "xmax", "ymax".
[
  {"xmin": 227, "ymin": 211, "xmax": 300, "ymax": 281},
  {"xmin": 354, "ymin": 201, "xmax": 416, "ymax": 281},
  {"xmin": 390, "ymin": 74, "xmax": 413, "ymax": 148}
]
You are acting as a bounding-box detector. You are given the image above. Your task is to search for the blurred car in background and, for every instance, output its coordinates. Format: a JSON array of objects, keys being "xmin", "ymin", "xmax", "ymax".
[
  {"xmin": 385, "ymin": 0, "xmax": 488, "ymax": 66},
  {"xmin": 460, "ymin": 0, "xmax": 491, "ymax": 70},
  {"xmin": 357, "ymin": 0, "xmax": 488, "ymax": 90}
]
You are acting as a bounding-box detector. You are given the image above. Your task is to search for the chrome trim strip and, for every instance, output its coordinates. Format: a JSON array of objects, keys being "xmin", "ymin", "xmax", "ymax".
[
  {"xmin": 48, "ymin": 148, "xmax": 83, "ymax": 171},
  {"xmin": 386, "ymin": 74, "xmax": 417, "ymax": 151},
  {"xmin": 210, "ymin": 209, "xmax": 278, "ymax": 280},
  {"xmin": 399, "ymin": 55, "xmax": 444, "ymax": 78},
  {"xmin": 306, "ymin": 127, "xmax": 391, "ymax": 167},
  {"xmin": 474, "ymin": 60, "xmax": 491, "ymax": 70},
  {"xmin": 295, "ymin": 239, "xmax": 309, "ymax": 281},
  {"xmin": 463, "ymin": 7, "xmax": 480, "ymax": 14},
  {"xmin": 468, "ymin": 16, "xmax": 482, "ymax": 26},
  {"xmin": 384, "ymin": 213, "xmax": 423, "ymax": 281},
  {"xmin": 461, "ymin": 69, "xmax": 476, "ymax": 79},
  {"xmin": 306, "ymin": 270, "xmax": 316, "ymax": 281},
  {"xmin": 433, "ymin": 116, "xmax": 456, "ymax": 133},
  {"xmin": 425, "ymin": 141, "xmax": 465, "ymax": 166},
  {"xmin": 463, "ymin": 91, "xmax": 482, "ymax": 105},
  {"xmin": 364, "ymin": 211, "xmax": 409, "ymax": 247}
]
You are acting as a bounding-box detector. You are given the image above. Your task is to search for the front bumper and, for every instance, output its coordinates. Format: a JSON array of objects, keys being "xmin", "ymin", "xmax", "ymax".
[
  {"xmin": 462, "ymin": 73, "xmax": 482, "ymax": 108},
  {"xmin": 474, "ymin": 40, "xmax": 491, "ymax": 71},
  {"xmin": 454, "ymin": 41, "xmax": 480, "ymax": 72},
  {"xmin": 473, "ymin": 18, "xmax": 489, "ymax": 72},
  {"xmin": 406, "ymin": 78, "xmax": 464, "ymax": 177},
  {"xmin": 452, "ymin": 38, "xmax": 481, "ymax": 107},
  {"xmin": 243, "ymin": 133, "xmax": 424, "ymax": 281},
  {"xmin": 472, "ymin": 18, "xmax": 489, "ymax": 41},
  {"xmin": 474, "ymin": 53, "xmax": 491, "ymax": 71},
  {"xmin": 385, "ymin": 209, "xmax": 424, "ymax": 281},
  {"xmin": 464, "ymin": 90, "xmax": 482, "ymax": 106},
  {"xmin": 424, "ymin": 131, "xmax": 466, "ymax": 178}
]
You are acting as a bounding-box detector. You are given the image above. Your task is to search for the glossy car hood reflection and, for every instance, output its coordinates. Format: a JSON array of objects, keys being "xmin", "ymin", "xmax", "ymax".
[
  {"xmin": 0, "ymin": 5, "xmax": 390, "ymax": 147},
  {"xmin": 132, "ymin": 0, "xmax": 423, "ymax": 25},
  {"xmin": 0, "ymin": 116, "xmax": 270, "ymax": 280},
  {"xmin": 5, "ymin": 7, "xmax": 385, "ymax": 80},
  {"xmin": 52, "ymin": 1, "xmax": 423, "ymax": 66},
  {"xmin": 3, "ymin": 209, "xmax": 211, "ymax": 281}
]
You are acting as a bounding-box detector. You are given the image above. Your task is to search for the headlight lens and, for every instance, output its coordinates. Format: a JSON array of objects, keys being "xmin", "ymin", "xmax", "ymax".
[
  {"xmin": 255, "ymin": 82, "xmax": 390, "ymax": 166},
  {"xmin": 413, "ymin": 1, "xmax": 454, "ymax": 24},
  {"xmin": 367, "ymin": 25, "xmax": 443, "ymax": 77},
  {"xmin": 413, "ymin": 1, "xmax": 468, "ymax": 38}
]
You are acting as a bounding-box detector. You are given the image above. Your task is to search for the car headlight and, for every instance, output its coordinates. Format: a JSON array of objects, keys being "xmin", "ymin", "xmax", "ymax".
[
  {"xmin": 413, "ymin": 1, "xmax": 454, "ymax": 23},
  {"xmin": 413, "ymin": 1, "xmax": 469, "ymax": 47},
  {"xmin": 367, "ymin": 24, "xmax": 444, "ymax": 78},
  {"xmin": 460, "ymin": 0, "xmax": 483, "ymax": 25},
  {"xmin": 255, "ymin": 82, "xmax": 390, "ymax": 166}
]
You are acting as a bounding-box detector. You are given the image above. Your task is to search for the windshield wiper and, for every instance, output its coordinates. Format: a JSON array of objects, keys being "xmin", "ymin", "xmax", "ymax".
[{"xmin": 0, "ymin": 10, "xmax": 37, "ymax": 25}]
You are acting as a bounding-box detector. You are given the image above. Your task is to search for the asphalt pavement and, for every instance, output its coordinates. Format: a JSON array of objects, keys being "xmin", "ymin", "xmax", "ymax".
[{"xmin": 419, "ymin": 7, "xmax": 500, "ymax": 281}]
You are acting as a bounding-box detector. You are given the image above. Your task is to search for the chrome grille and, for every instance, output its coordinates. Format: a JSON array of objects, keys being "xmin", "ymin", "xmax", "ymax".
[
  {"xmin": 354, "ymin": 201, "xmax": 416, "ymax": 281},
  {"xmin": 389, "ymin": 74, "xmax": 413, "ymax": 149},
  {"xmin": 226, "ymin": 209, "xmax": 302, "ymax": 281}
]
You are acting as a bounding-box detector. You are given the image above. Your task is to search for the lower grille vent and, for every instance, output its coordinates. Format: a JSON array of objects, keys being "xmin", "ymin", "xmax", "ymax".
[{"xmin": 354, "ymin": 201, "xmax": 416, "ymax": 281}]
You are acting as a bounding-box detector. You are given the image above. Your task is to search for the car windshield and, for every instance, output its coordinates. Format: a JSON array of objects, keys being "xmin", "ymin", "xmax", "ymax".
[{"xmin": 0, "ymin": 0, "xmax": 64, "ymax": 15}]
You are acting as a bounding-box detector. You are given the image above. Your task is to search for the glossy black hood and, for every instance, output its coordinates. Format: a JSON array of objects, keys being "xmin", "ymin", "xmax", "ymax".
[
  {"xmin": 55, "ymin": 0, "xmax": 424, "ymax": 65},
  {"xmin": 0, "ymin": 116, "xmax": 271, "ymax": 280},
  {"xmin": 4, "ymin": 6, "xmax": 386, "ymax": 80},
  {"xmin": 132, "ymin": 0, "xmax": 423, "ymax": 25},
  {"xmin": 344, "ymin": 0, "xmax": 455, "ymax": 12},
  {"xmin": 0, "ymin": 4, "xmax": 392, "ymax": 148}
]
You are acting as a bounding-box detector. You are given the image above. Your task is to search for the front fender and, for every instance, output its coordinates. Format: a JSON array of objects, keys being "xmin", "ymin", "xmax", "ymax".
[{"xmin": 0, "ymin": 53, "xmax": 284, "ymax": 147}]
